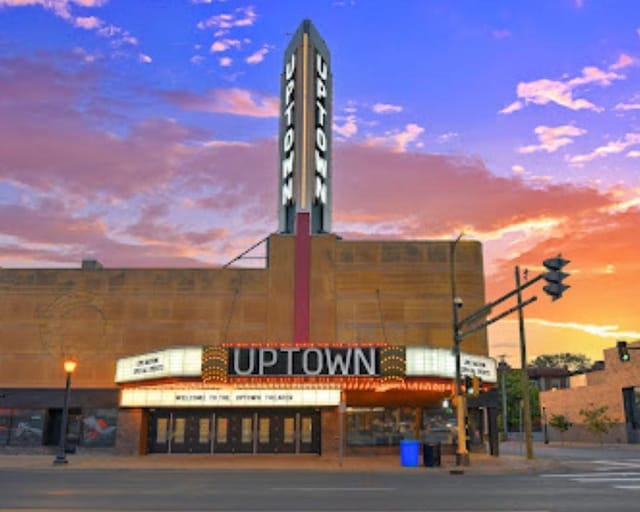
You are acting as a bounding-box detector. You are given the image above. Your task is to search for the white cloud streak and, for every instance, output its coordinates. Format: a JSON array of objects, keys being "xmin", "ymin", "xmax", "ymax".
[
  {"xmin": 524, "ymin": 318, "xmax": 640, "ymax": 340},
  {"xmin": 246, "ymin": 44, "xmax": 271, "ymax": 64},
  {"xmin": 518, "ymin": 125, "xmax": 587, "ymax": 154},
  {"xmin": 197, "ymin": 5, "xmax": 256, "ymax": 30},
  {"xmin": 569, "ymin": 133, "xmax": 640, "ymax": 164},
  {"xmin": 500, "ymin": 61, "xmax": 626, "ymax": 114},
  {"xmin": 372, "ymin": 103, "xmax": 403, "ymax": 114}
]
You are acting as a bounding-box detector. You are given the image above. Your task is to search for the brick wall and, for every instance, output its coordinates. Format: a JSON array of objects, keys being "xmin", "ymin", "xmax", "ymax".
[
  {"xmin": 115, "ymin": 408, "xmax": 145, "ymax": 455},
  {"xmin": 1, "ymin": 235, "xmax": 488, "ymax": 390}
]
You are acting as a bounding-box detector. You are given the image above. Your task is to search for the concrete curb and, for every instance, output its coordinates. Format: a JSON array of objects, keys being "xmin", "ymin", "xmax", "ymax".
[{"xmin": 0, "ymin": 453, "xmax": 562, "ymax": 474}]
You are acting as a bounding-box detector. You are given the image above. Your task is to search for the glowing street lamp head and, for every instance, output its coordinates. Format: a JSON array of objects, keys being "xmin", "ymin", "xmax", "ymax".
[{"xmin": 63, "ymin": 358, "xmax": 77, "ymax": 374}]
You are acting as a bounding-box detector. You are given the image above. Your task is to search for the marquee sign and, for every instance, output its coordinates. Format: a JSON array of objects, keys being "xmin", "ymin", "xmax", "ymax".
[
  {"xmin": 405, "ymin": 347, "xmax": 497, "ymax": 383},
  {"xmin": 115, "ymin": 347, "xmax": 202, "ymax": 383},
  {"xmin": 278, "ymin": 19, "xmax": 332, "ymax": 234},
  {"xmin": 114, "ymin": 345, "xmax": 496, "ymax": 384},
  {"xmin": 121, "ymin": 388, "xmax": 341, "ymax": 408}
]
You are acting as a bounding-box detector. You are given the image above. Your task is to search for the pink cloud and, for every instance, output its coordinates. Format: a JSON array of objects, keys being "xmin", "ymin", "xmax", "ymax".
[
  {"xmin": 363, "ymin": 123, "xmax": 424, "ymax": 152},
  {"xmin": 609, "ymin": 53, "xmax": 635, "ymax": 70},
  {"xmin": 164, "ymin": 87, "xmax": 278, "ymax": 117},
  {"xmin": 332, "ymin": 144, "xmax": 614, "ymax": 237}
]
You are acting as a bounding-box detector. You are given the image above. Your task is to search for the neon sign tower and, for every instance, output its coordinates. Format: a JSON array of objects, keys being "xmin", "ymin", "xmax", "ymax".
[{"xmin": 278, "ymin": 20, "xmax": 333, "ymax": 235}]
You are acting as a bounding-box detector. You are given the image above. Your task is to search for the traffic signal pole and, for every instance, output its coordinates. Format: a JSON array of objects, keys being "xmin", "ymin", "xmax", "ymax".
[{"xmin": 451, "ymin": 254, "xmax": 570, "ymax": 465}]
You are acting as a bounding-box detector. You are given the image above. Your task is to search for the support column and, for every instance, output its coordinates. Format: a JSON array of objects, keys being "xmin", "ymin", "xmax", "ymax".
[{"xmin": 294, "ymin": 212, "xmax": 311, "ymax": 344}]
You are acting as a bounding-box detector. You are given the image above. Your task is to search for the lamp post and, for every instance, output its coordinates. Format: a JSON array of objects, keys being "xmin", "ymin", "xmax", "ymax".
[
  {"xmin": 53, "ymin": 358, "xmax": 77, "ymax": 465},
  {"xmin": 542, "ymin": 406, "xmax": 549, "ymax": 444},
  {"xmin": 450, "ymin": 233, "xmax": 469, "ymax": 466}
]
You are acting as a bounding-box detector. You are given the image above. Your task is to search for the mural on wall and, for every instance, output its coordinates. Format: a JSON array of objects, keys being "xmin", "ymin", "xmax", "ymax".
[
  {"xmin": 38, "ymin": 293, "xmax": 114, "ymax": 356},
  {"xmin": 8, "ymin": 410, "xmax": 44, "ymax": 446},
  {"xmin": 82, "ymin": 409, "xmax": 117, "ymax": 446},
  {"xmin": 0, "ymin": 409, "xmax": 10, "ymax": 445}
]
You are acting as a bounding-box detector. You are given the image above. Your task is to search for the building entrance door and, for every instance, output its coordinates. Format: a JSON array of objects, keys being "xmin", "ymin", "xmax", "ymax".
[
  {"xmin": 147, "ymin": 409, "xmax": 320, "ymax": 454},
  {"xmin": 147, "ymin": 411, "xmax": 211, "ymax": 454}
]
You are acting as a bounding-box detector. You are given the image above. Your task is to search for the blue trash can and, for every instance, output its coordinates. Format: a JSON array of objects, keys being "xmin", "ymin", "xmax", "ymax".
[{"xmin": 399, "ymin": 440, "xmax": 420, "ymax": 467}]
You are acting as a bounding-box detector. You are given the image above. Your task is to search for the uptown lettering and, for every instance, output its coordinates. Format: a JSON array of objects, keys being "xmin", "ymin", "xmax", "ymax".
[
  {"xmin": 230, "ymin": 347, "xmax": 379, "ymax": 377},
  {"xmin": 314, "ymin": 53, "xmax": 329, "ymax": 205},
  {"xmin": 281, "ymin": 52, "xmax": 296, "ymax": 206}
]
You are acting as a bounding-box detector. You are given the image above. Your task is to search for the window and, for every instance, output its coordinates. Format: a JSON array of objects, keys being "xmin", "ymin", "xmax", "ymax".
[{"xmin": 346, "ymin": 407, "xmax": 416, "ymax": 446}]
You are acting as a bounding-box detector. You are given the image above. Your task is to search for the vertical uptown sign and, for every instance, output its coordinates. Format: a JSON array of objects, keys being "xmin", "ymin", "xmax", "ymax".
[{"xmin": 278, "ymin": 19, "xmax": 332, "ymax": 234}]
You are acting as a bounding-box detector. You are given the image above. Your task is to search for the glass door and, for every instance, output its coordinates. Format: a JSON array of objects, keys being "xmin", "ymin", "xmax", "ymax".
[
  {"xmin": 184, "ymin": 414, "xmax": 212, "ymax": 453},
  {"xmin": 298, "ymin": 410, "xmax": 320, "ymax": 453},
  {"xmin": 147, "ymin": 411, "xmax": 171, "ymax": 453}
]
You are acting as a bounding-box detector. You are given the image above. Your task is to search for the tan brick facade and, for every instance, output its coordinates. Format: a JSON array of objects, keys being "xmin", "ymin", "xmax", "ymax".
[{"xmin": 0, "ymin": 234, "xmax": 487, "ymax": 390}]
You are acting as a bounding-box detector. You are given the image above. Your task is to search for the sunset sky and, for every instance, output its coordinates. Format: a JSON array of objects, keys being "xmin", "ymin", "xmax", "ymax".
[{"xmin": 1, "ymin": 0, "xmax": 639, "ymax": 367}]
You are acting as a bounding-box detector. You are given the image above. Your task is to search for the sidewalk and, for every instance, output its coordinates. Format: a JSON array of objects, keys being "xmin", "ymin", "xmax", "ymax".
[{"xmin": 0, "ymin": 452, "xmax": 561, "ymax": 474}]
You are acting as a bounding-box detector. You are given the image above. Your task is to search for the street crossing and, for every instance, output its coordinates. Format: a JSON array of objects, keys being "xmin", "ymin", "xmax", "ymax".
[{"xmin": 540, "ymin": 458, "xmax": 640, "ymax": 490}]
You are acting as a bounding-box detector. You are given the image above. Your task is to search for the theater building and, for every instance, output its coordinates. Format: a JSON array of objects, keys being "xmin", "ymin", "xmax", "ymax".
[{"xmin": 0, "ymin": 20, "xmax": 497, "ymax": 457}]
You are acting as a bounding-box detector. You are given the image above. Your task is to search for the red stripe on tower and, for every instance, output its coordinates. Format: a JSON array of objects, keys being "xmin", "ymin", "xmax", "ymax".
[{"xmin": 294, "ymin": 212, "xmax": 311, "ymax": 344}]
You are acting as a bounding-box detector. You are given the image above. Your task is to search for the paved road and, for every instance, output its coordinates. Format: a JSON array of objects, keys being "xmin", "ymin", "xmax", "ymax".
[
  {"xmin": 501, "ymin": 441, "xmax": 640, "ymax": 466},
  {"xmin": 1, "ymin": 466, "xmax": 639, "ymax": 511}
]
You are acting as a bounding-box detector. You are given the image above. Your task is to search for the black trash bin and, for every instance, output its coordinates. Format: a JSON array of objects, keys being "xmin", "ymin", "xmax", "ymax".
[{"xmin": 423, "ymin": 442, "xmax": 441, "ymax": 467}]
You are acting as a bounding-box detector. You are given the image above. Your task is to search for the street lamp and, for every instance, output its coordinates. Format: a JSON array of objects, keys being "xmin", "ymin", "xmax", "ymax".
[
  {"xmin": 450, "ymin": 233, "xmax": 469, "ymax": 466},
  {"xmin": 53, "ymin": 357, "xmax": 77, "ymax": 465}
]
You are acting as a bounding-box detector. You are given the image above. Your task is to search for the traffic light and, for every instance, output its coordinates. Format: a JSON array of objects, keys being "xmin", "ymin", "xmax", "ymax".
[
  {"xmin": 463, "ymin": 375, "xmax": 473, "ymax": 395},
  {"xmin": 543, "ymin": 256, "xmax": 570, "ymax": 301},
  {"xmin": 464, "ymin": 375, "xmax": 480, "ymax": 396},
  {"xmin": 472, "ymin": 375, "xmax": 480, "ymax": 397},
  {"xmin": 617, "ymin": 341, "xmax": 631, "ymax": 362}
]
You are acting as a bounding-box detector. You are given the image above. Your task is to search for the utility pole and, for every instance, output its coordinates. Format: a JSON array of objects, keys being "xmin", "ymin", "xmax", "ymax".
[
  {"xmin": 515, "ymin": 266, "xmax": 533, "ymax": 460},
  {"xmin": 499, "ymin": 355, "xmax": 508, "ymax": 438}
]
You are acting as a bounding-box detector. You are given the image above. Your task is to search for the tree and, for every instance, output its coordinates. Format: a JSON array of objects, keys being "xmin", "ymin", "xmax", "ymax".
[
  {"xmin": 530, "ymin": 353, "xmax": 591, "ymax": 373},
  {"xmin": 498, "ymin": 369, "xmax": 540, "ymax": 432},
  {"xmin": 579, "ymin": 405, "xmax": 616, "ymax": 444},
  {"xmin": 549, "ymin": 414, "xmax": 572, "ymax": 445}
]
